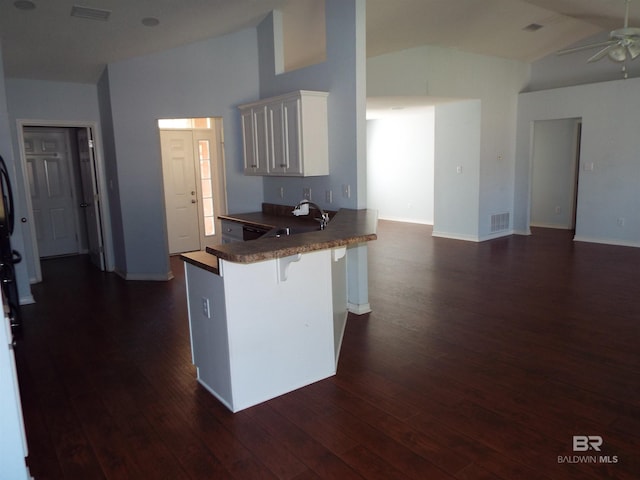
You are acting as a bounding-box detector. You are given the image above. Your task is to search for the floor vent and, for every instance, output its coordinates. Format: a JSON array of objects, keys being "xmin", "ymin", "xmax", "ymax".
[{"xmin": 490, "ymin": 213, "xmax": 510, "ymax": 233}]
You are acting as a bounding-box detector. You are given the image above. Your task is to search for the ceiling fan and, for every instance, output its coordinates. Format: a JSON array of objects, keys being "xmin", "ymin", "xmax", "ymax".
[{"xmin": 557, "ymin": 0, "xmax": 640, "ymax": 63}]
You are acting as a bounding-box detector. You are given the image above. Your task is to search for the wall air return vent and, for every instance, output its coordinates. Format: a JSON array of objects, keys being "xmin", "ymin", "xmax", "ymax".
[
  {"xmin": 70, "ymin": 5, "xmax": 111, "ymax": 21},
  {"xmin": 490, "ymin": 213, "xmax": 510, "ymax": 233}
]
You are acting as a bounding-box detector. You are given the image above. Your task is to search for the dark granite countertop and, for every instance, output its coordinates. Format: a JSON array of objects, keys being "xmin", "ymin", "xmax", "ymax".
[{"xmin": 208, "ymin": 206, "xmax": 377, "ymax": 264}]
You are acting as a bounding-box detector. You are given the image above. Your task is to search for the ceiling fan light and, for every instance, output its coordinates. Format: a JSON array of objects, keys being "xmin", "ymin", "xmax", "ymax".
[{"xmin": 608, "ymin": 45, "xmax": 627, "ymax": 62}]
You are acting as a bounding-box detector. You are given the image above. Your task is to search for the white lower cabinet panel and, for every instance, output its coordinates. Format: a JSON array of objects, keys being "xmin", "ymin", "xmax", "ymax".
[{"xmin": 185, "ymin": 249, "xmax": 341, "ymax": 412}]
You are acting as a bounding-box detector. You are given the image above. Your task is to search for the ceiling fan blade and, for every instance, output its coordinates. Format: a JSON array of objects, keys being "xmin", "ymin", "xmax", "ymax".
[
  {"xmin": 627, "ymin": 42, "xmax": 640, "ymax": 59},
  {"xmin": 557, "ymin": 40, "xmax": 616, "ymax": 56},
  {"xmin": 587, "ymin": 43, "xmax": 621, "ymax": 62}
]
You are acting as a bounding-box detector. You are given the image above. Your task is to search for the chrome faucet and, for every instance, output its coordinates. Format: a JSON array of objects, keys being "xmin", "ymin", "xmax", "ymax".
[{"xmin": 292, "ymin": 200, "xmax": 330, "ymax": 229}]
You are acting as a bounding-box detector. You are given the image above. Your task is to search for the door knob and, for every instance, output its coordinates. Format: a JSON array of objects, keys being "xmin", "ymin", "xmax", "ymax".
[{"xmin": 191, "ymin": 199, "xmax": 197, "ymax": 204}]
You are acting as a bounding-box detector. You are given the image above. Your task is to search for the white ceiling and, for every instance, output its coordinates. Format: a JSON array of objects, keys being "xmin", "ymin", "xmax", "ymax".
[{"xmin": 0, "ymin": 0, "xmax": 637, "ymax": 83}]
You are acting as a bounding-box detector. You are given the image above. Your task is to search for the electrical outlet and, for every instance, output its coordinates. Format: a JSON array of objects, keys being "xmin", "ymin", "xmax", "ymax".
[
  {"xmin": 325, "ymin": 190, "xmax": 333, "ymax": 204},
  {"xmin": 342, "ymin": 184, "xmax": 351, "ymax": 198},
  {"xmin": 202, "ymin": 297, "xmax": 211, "ymax": 318},
  {"xmin": 303, "ymin": 187, "xmax": 311, "ymax": 200},
  {"xmin": 278, "ymin": 186, "xmax": 284, "ymax": 199},
  {"xmin": 617, "ymin": 217, "xmax": 626, "ymax": 227}
]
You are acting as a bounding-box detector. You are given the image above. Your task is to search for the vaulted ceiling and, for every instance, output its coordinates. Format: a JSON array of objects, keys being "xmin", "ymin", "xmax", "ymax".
[{"xmin": 0, "ymin": 0, "xmax": 636, "ymax": 83}]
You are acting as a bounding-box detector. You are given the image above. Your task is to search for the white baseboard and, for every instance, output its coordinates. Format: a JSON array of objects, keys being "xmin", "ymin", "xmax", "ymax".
[
  {"xmin": 19, "ymin": 294, "xmax": 35, "ymax": 305},
  {"xmin": 573, "ymin": 236, "xmax": 640, "ymax": 249},
  {"xmin": 348, "ymin": 302, "xmax": 371, "ymax": 315}
]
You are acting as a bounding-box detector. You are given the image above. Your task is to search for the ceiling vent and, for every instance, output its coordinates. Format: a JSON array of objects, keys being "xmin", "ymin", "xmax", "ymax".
[{"xmin": 70, "ymin": 5, "xmax": 111, "ymax": 21}]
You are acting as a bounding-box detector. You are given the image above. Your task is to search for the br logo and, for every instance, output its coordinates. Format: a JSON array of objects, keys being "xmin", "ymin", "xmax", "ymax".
[{"xmin": 573, "ymin": 435, "xmax": 603, "ymax": 452}]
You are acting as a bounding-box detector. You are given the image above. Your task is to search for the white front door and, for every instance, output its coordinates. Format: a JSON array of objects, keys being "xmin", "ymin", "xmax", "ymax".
[
  {"xmin": 76, "ymin": 128, "xmax": 105, "ymax": 269},
  {"xmin": 23, "ymin": 128, "xmax": 80, "ymax": 258},
  {"xmin": 160, "ymin": 130, "xmax": 201, "ymax": 253}
]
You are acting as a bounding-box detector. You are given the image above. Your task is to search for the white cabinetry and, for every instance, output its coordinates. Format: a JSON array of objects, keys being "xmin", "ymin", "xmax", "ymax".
[
  {"xmin": 1, "ymin": 300, "xmax": 31, "ymax": 480},
  {"xmin": 220, "ymin": 219, "xmax": 243, "ymax": 244},
  {"xmin": 240, "ymin": 107, "xmax": 269, "ymax": 175},
  {"xmin": 239, "ymin": 90, "xmax": 328, "ymax": 177},
  {"xmin": 184, "ymin": 247, "xmax": 347, "ymax": 413}
]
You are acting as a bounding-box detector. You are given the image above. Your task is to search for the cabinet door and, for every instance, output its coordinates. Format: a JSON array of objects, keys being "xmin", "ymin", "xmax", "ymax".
[
  {"xmin": 221, "ymin": 220, "xmax": 243, "ymax": 244},
  {"xmin": 240, "ymin": 109, "xmax": 257, "ymax": 174},
  {"xmin": 283, "ymin": 97, "xmax": 303, "ymax": 175},
  {"xmin": 253, "ymin": 107, "xmax": 270, "ymax": 174},
  {"xmin": 268, "ymin": 102, "xmax": 287, "ymax": 174},
  {"xmin": 241, "ymin": 107, "xmax": 269, "ymax": 175}
]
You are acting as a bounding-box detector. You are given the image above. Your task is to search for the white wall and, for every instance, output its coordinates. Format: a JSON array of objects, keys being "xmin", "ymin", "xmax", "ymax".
[
  {"xmin": 530, "ymin": 118, "xmax": 580, "ymax": 229},
  {"xmin": 367, "ymin": 44, "xmax": 530, "ymax": 241},
  {"xmin": 104, "ymin": 28, "xmax": 262, "ymax": 279},
  {"xmin": 366, "ymin": 109, "xmax": 434, "ymax": 224},
  {"xmin": 515, "ymin": 77, "xmax": 640, "ymax": 247},
  {"xmin": 434, "ymin": 100, "xmax": 481, "ymax": 240}
]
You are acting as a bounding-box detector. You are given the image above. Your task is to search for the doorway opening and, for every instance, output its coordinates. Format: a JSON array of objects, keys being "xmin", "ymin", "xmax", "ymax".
[
  {"xmin": 18, "ymin": 122, "xmax": 110, "ymax": 283},
  {"xmin": 158, "ymin": 117, "xmax": 228, "ymax": 254},
  {"xmin": 530, "ymin": 118, "xmax": 582, "ymax": 233}
]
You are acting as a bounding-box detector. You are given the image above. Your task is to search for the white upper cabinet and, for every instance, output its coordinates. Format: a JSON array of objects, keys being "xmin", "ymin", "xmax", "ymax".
[
  {"xmin": 239, "ymin": 91, "xmax": 329, "ymax": 177},
  {"xmin": 241, "ymin": 106, "xmax": 269, "ymax": 175}
]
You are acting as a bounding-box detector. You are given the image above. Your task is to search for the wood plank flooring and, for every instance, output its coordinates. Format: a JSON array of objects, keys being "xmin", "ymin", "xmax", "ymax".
[{"xmin": 14, "ymin": 221, "xmax": 640, "ymax": 479}]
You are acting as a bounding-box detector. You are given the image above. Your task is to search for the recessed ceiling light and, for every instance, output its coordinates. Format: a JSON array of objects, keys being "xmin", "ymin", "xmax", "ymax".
[
  {"xmin": 13, "ymin": 0, "xmax": 36, "ymax": 10},
  {"xmin": 141, "ymin": 17, "xmax": 160, "ymax": 27},
  {"xmin": 70, "ymin": 5, "xmax": 111, "ymax": 21}
]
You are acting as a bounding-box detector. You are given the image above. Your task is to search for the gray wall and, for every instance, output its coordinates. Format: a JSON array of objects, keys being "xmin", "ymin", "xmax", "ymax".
[
  {"xmin": 527, "ymin": 31, "xmax": 640, "ymax": 92},
  {"xmin": 515, "ymin": 77, "xmax": 640, "ymax": 247},
  {"xmin": 258, "ymin": 0, "xmax": 366, "ymax": 211},
  {"xmin": 4, "ymin": 78, "xmax": 102, "ymax": 296},
  {"xmin": 0, "ymin": 42, "xmax": 32, "ymax": 303},
  {"xmin": 103, "ymin": 28, "xmax": 263, "ymax": 279}
]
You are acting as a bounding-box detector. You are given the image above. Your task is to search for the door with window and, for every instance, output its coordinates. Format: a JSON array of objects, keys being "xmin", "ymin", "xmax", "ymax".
[{"xmin": 160, "ymin": 119, "xmax": 226, "ymax": 254}]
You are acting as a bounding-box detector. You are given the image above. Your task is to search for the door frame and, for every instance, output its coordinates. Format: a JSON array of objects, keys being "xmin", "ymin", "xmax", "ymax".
[
  {"xmin": 528, "ymin": 117, "xmax": 582, "ymax": 233},
  {"xmin": 15, "ymin": 119, "xmax": 114, "ymax": 283}
]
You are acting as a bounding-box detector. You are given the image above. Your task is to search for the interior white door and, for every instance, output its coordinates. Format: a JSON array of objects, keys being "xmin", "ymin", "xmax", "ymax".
[
  {"xmin": 23, "ymin": 129, "xmax": 80, "ymax": 258},
  {"xmin": 76, "ymin": 128, "xmax": 105, "ymax": 269},
  {"xmin": 160, "ymin": 130, "xmax": 201, "ymax": 253}
]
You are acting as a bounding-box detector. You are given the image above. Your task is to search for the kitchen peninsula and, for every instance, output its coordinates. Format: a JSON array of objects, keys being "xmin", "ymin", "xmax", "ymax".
[{"xmin": 181, "ymin": 205, "xmax": 377, "ymax": 412}]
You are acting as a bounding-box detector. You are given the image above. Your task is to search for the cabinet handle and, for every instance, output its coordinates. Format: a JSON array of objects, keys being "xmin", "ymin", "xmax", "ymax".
[
  {"xmin": 279, "ymin": 163, "xmax": 287, "ymax": 167},
  {"xmin": 251, "ymin": 164, "xmax": 257, "ymax": 168}
]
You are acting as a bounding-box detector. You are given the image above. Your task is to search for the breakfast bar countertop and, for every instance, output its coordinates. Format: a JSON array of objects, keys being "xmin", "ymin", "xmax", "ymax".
[{"xmin": 208, "ymin": 207, "xmax": 377, "ymax": 263}]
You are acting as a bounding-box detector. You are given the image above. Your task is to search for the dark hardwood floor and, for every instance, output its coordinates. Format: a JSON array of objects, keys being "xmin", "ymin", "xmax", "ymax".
[{"xmin": 14, "ymin": 221, "xmax": 640, "ymax": 479}]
